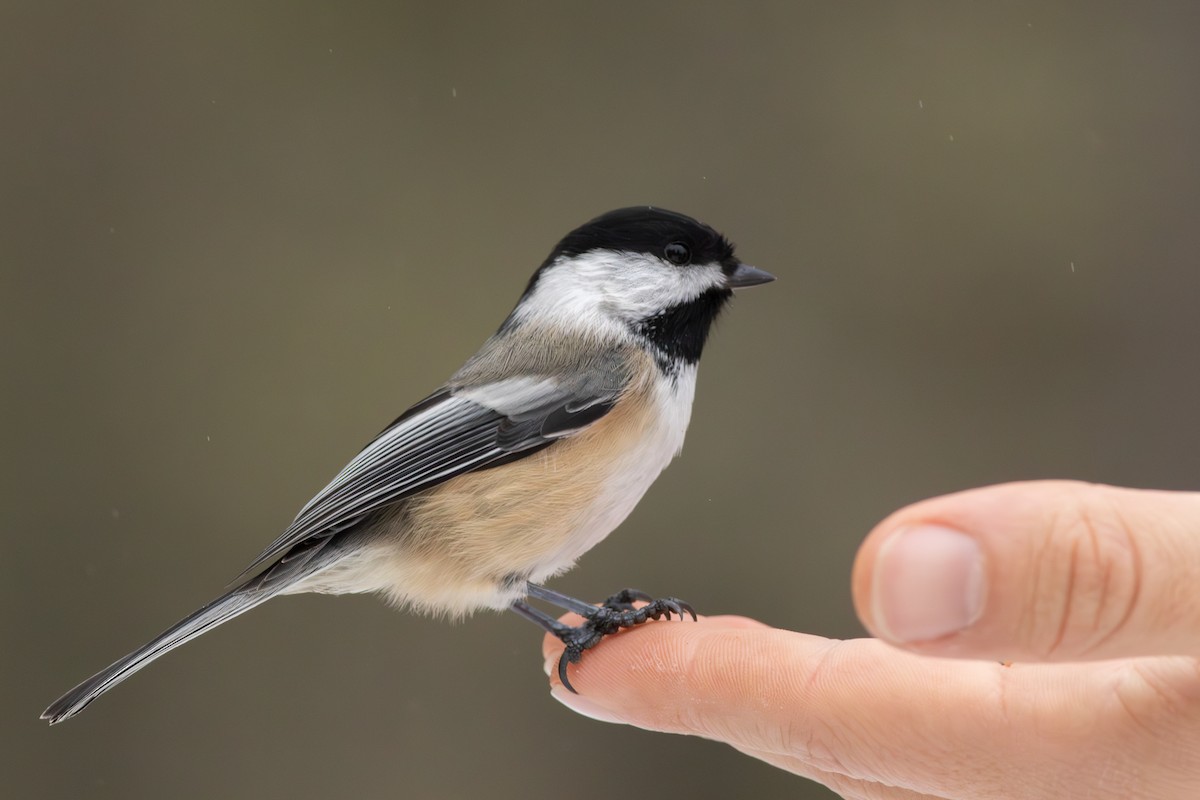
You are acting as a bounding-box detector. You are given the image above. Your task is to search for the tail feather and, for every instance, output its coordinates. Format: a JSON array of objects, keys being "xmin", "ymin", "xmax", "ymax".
[
  {"xmin": 43, "ymin": 532, "xmax": 352, "ymax": 724},
  {"xmin": 41, "ymin": 581, "xmax": 278, "ymax": 724}
]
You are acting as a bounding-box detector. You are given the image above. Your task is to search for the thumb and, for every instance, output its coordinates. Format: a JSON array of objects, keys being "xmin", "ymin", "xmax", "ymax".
[{"xmin": 852, "ymin": 480, "xmax": 1200, "ymax": 661}]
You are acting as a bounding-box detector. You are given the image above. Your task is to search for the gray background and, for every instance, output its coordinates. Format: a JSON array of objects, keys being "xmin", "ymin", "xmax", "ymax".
[{"xmin": 5, "ymin": 2, "xmax": 1200, "ymax": 799}]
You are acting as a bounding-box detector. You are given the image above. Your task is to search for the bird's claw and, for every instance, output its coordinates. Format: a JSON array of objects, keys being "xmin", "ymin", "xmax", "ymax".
[{"xmin": 552, "ymin": 589, "xmax": 696, "ymax": 693}]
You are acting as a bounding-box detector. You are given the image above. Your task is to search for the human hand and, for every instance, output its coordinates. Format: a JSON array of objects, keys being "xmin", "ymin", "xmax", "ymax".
[{"xmin": 542, "ymin": 481, "xmax": 1200, "ymax": 799}]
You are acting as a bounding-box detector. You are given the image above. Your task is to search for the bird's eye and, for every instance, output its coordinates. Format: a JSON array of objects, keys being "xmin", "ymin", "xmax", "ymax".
[{"xmin": 664, "ymin": 242, "xmax": 692, "ymax": 266}]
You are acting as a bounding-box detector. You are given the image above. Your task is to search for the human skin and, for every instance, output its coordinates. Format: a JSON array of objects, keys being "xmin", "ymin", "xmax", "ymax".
[{"xmin": 542, "ymin": 481, "xmax": 1200, "ymax": 800}]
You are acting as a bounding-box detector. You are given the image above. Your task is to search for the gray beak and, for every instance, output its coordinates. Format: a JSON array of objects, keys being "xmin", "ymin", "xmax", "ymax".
[{"xmin": 726, "ymin": 262, "xmax": 776, "ymax": 288}]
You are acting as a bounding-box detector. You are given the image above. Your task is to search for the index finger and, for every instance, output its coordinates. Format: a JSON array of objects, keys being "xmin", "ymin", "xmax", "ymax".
[{"xmin": 540, "ymin": 618, "xmax": 1199, "ymax": 799}]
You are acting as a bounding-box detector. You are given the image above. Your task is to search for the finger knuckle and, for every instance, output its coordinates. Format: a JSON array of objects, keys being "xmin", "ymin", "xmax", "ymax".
[
  {"xmin": 778, "ymin": 642, "xmax": 889, "ymax": 777},
  {"xmin": 1027, "ymin": 484, "xmax": 1142, "ymax": 658},
  {"xmin": 1116, "ymin": 662, "xmax": 1193, "ymax": 725}
]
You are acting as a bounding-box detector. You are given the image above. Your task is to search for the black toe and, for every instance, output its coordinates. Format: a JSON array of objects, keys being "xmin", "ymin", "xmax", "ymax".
[{"xmin": 546, "ymin": 588, "xmax": 697, "ymax": 691}]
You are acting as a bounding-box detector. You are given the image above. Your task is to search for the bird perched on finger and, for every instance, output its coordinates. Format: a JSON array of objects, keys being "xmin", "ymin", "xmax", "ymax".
[{"xmin": 42, "ymin": 206, "xmax": 774, "ymax": 723}]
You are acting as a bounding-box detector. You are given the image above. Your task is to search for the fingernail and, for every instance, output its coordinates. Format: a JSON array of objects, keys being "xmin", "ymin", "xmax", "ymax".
[
  {"xmin": 550, "ymin": 686, "xmax": 626, "ymax": 725},
  {"xmin": 872, "ymin": 525, "xmax": 986, "ymax": 643}
]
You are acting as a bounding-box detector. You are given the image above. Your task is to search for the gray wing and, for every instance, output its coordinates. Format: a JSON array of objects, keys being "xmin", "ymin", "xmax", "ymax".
[{"xmin": 242, "ymin": 374, "xmax": 624, "ymax": 575}]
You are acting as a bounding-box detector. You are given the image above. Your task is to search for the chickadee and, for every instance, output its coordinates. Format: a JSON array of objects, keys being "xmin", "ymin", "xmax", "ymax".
[{"xmin": 42, "ymin": 206, "xmax": 773, "ymax": 724}]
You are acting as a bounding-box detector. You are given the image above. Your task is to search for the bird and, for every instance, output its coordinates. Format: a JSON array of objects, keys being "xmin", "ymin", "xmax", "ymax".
[{"xmin": 41, "ymin": 206, "xmax": 774, "ymax": 724}]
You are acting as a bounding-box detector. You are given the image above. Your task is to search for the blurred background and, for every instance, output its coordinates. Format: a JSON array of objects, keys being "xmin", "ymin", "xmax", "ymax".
[{"xmin": 4, "ymin": 2, "xmax": 1200, "ymax": 798}]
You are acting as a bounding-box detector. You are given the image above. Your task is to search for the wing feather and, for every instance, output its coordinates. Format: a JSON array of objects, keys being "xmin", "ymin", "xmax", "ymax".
[{"xmin": 242, "ymin": 376, "xmax": 623, "ymax": 574}]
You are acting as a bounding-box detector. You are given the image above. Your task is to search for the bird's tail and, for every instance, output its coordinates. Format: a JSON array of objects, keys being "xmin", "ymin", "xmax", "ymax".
[
  {"xmin": 42, "ymin": 524, "xmax": 351, "ymax": 724},
  {"xmin": 40, "ymin": 577, "xmax": 283, "ymax": 724}
]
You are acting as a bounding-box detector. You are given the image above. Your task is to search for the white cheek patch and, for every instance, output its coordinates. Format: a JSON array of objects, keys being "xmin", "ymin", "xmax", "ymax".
[{"xmin": 514, "ymin": 250, "xmax": 725, "ymax": 333}]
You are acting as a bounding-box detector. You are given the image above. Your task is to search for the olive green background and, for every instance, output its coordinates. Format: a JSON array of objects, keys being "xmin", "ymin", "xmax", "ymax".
[{"xmin": 5, "ymin": 3, "xmax": 1200, "ymax": 799}]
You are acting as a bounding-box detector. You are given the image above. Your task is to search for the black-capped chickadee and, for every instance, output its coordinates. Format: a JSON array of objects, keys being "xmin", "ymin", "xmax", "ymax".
[{"xmin": 42, "ymin": 206, "xmax": 774, "ymax": 723}]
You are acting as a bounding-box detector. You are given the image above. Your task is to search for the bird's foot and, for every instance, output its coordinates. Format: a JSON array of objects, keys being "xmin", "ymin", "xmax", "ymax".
[{"xmin": 551, "ymin": 589, "xmax": 696, "ymax": 693}]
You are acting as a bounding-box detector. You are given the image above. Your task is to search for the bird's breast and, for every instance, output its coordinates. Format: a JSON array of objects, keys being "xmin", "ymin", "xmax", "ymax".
[{"xmin": 341, "ymin": 360, "xmax": 697, "ymax": 615}]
